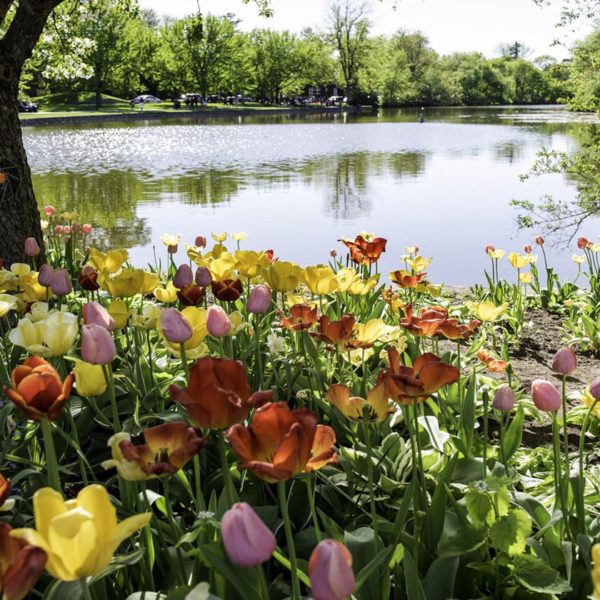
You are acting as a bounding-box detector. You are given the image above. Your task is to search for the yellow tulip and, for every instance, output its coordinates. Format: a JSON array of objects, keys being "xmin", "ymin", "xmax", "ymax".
[
  {"xmin": 20, "ymin": 273, "xmax": 51, "ymax": 302},
  {"xmin": 231, "ymin": 231, "xmax": 247, "ymax": 241},
  {"xmin": 572, "ymin": 254, "xmax": 586, "ymax": 264},
  {"xmin": 0, "ymin": 294, "xmax": 17, "ymax": 317},
  {"xmin": 467, "ymin": 301, "xmax": 509, "ymax": 322},
  {"xmin": 101, "ymin": 433, "xmax": 147, "ymax": 481},
  {"xmin": 43, "ymin": 311, "xmax": 78, "ymax": 356},
  {"xmin": 73, "ymin": 360, "xmax": 107, "ymax": 397},
  {"xmin": 88, "ymin": 248, "xmax": 129, "ymax": 274},
  {"xmin": 161, "ymin": 306, "xmax": 208, "ymax": 358},
  {"xmin": 0, "ymin": 270, "xmax": 16, "ymax": 293},
  {"xmin": 11, "ymin": 485, "xmax": 151, "ymax": 581},
  {"xmin": 8, "ymin": 318, "xmax": 48, "ymax": 356},
  {"xmin": 304, "ymin": 265, "xmax": 340, "ymax": 295},
  {"xmin": 142, "ymin": 271, "xmax": 160, "ymax": 294},
  {"xmin": 132, "ymin": 304, "xmax": 162, "ymax": 330},
  {"xmin": 234, "ymin": 250, "xmax": 268, "ymax": 279},
  {"xmin": 10, "ymin": 263, "xmax": 31, "ymax": 277},
  {"xmin": 108, "ymin": 300, "xmax": 130, "ymax": 329},
  {"xmin": 160, "ymin": 233, "xmax": 181, "ymax": 247},
  {"xmin": 519, "ymin": 272, "xmax": 532, "ymax": 284},
  {"xmin": 592, "ymin": 544, "xmax": 600, "ymax": 600},
  {"xmin": 154, "ymin": 281, "xmax": 178, "ymax": 304},
  {"xmin": 61, "ymin": 210, "xmax": 78, "ymax": 221},
  {"xmin": 349, "ymin": 274, "xmax": 379, "ymax": 295},
  {"xmin": 591, "ymin": 243, "xmax": 600, "ymax": 253},
  {"xmin": 211, "ymin": 232, "xmax": 227, "ymax": 242},
  {"xmin": 508, "ymin": 252, "xmax": 530, "ymax": 270},
  {"xmin": 30, "ymin": 302, "xmax": 51, "ymax": 322},
  {"xmin": 335, "ymin": 268, "xmax": 359, "ymax": 292},
  {"xmin": 207, "ymin": 255, "xmax": 237, "ymax": 281},
  {"xmin": 326, "ymin": 382, "xmax": 392, "ymax": 422},
  {"xmin": 262, "ymin": 261, "xmax": 303, "ymax": 293},
  {"xmin": 229, "ymin": 311, "xmax": 252, "ymax": 336},
  {"xmin": 103, "ymin": 269, "xmax": 145, "ymax": 297},
  {"xmin": 405, "ymin": 246, "xmax": 419, "ymax": 254},
  {"xmin": 353, "ymin": 319, "xmax": 401, "ymax": 346},
  {"xmin": 406, "ymin": 255, "xmax": 432, "ymax": 272},
  {"xmin": 285, "ymin": 293, "xmax": 310, "ymax": 307},
  {"xmin": 488, "ymin": 249, "xmax": 505, "ymax": 260}
]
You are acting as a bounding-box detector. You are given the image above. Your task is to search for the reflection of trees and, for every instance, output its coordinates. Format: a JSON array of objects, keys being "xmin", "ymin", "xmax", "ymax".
[
  {"xmin": 494, "ymin": 142, "xmax": 524, "ymax": 163},
  {"xmin": 514, "ymin": 124, "xmax": 600, "ymax": 240}
]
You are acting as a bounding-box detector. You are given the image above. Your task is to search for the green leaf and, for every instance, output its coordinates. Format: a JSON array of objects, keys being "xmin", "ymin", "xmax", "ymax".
[
  {"xmin": 465, "ymin": 487, "xmax": 493, "ymax": 526},
  {"xmin": 501, "ymin": 405, "xmax": 524, "ymax": 462},
  {"xmin": 423, "ymin": 557, "xmax": 459, "ymax": 600},
  {"xmin": 489, "ymin": 509, "xmax": 532, "ymax": 556},
  {"xmin": 439, "ymin": 520, "xmax": 486, "ymax": 558},
  {"xmin": 513, "ymin": 554, "xmax": 571, "ymax": 594},
  {"xmin": 403, "ymin": 548, "xmax": 426, "ymax": 600}
]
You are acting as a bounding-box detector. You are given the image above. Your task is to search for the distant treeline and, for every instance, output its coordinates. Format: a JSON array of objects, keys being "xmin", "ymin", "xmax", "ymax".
[{"xmin": 16, "ymin": 0, "xmax": 596, "ymax": 108}]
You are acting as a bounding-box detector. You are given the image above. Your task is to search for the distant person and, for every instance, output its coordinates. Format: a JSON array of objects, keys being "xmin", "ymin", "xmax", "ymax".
[
  {"xmin": 419, "ymin": 107, "xmax": 425, "ymax": 123},
  {"xmin": 139, "ymin": 98, "xmax": 145, "ymax": 111}
]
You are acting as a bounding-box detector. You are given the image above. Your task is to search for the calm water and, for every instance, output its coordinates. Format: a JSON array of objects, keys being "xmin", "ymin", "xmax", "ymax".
[{"xmin": 24, "ymin": 106, "xmax": 599, "ymax": 284}]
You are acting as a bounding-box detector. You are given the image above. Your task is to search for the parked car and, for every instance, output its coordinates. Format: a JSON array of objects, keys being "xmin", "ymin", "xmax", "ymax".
[
  {"xmin": 130, "ymin": 94, "xmax": 161, "ymax": 104},
  {"xmin": 18, "ymin": 100, "xmax": 38, "ymax": 113},
  {"xmin": 327, "ymin": 95, "xmax": 346, "ymax": 106},
  {"xmin": 207, "ymin": 94, "xmax": 223, "ymax": 103}
]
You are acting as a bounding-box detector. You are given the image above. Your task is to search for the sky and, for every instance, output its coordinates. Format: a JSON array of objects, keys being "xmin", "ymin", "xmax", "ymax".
[{"xmin": 139, "ymin": 0, "xmax": 590, "ymax": 60}]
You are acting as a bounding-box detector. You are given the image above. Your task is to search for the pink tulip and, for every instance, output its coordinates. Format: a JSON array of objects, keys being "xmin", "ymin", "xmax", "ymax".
[
  {"xmin": 531, "ymin": 379, "xmax": 561, "ymax": 412},
  {"xmin": 44, "ymin": 205, "xmax": 56, "ymax": 217},
  {"xmin": 62, "ymin": 225, "xmax": 71, "ymax": 236},
  {"xmin": 536, "ymin": 236, "xmax": 545, "ymax": 245},
  {"xmin": 49, "ymin": 269, "xmax": 72, "ymax": 296},
  {"xmin": 160, "ymin": 308, "xmax": 192, "ymax": 343},
  {"xmin": 524, "ymin": 245, "xmax": 532, "ymax": 254},
  {"xmin": 195, "ymin": 266, "xmax": 212, "ymax": 287},
  {"xmin": 81, "ymin": 323, "xmax": 116, "ymax": 365},
  {"xmin": 221, "ymin": 503, "xmax": 276, "ymax": 567},
  {"xmin": 590, "ymin": 378, "xmax": 600, "ymax": 402},
  {"xmin": 206, "ymin": 306, "xmax": 231, "ymax": 337},
  {"xmin": 38, "ymin": 264, "xmax": 54, "ymax": 287},
  {"xmin": 551, "ymin": 347, "xmax": 577, "ymax": 375},
  {"xmin": 24, "ymin": 237, "xmax": 40, "ymax": 257},
  {"xmin": 246, "ymin": 285, "xmax": 271, "ymax": 314},
  {"xmin": 492, "ymin": 386, "xmax": 515, "ymax": 411},
  {"xmin": 309, "ymin": 539, "xmax": 356, "ymax": 600},
  {"xmin": 83, "ymin": 301, "xmax": 115, "ymax": 331},
  {"xmin": 195, "ymin": 236, "xmax": 207, "ymax": 248},
  {"xmin": 173, "ymin": 264, "xmax": 193, "ymax": 289},
  {"xmin": 82, "ymin": 224, "xmax": 93, "ymax": 235},
  {"xmin": 53, "ymin": 225, "xmax": 64, "ymax": 235}
]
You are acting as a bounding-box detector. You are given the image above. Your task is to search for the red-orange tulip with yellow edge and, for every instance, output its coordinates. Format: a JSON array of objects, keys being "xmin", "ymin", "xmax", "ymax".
[
  {"xmin": 476, "ymin": 350, "xmax": 508, "ymax": 373},
  {"xmin": 400, "ymin": 305, "xmax": 448, "ymax": 337},
  {"xmin": 340, "ymin": 235, "xmax": 387, "ymax": 265},
  {"xmin": 169, "ymin": 357, "xmax": 272, "ymax": 429},
  {"xmin": 437, "ymin": 318, "xmax": 481, "ymax": 341},
  {"xmin": 279, "ymin": 303, "xmax": 318, "ymax": 331},
  {"xmin": 379, "ymin": 348, "xmax": 459, "ymax": 405},
  {"xmin": 311, "ymin": 314, "xmax": 356, "ymax": 349},
  {"xmin": 326, "ymin": 382, "xmax": 392, "ymax": 422},
  {"xmin": 226, "ymin": 402, "xmax": 337, "ymax": 483},
  {"xmin": 389, "ymin": 270, "xmax": 427, "ymax": 289},
  {"xmin": 4, "ymin": 357, "xmax": 73, "ymax": 421}
]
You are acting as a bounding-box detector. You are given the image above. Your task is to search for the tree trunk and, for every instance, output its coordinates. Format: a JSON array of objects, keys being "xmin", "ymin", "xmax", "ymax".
[{"xmin": 0, "ymin": 59, "xmax": 44, "ymax": 265}]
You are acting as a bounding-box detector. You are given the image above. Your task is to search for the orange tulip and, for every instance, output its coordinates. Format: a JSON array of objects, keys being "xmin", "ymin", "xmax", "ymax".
[
  {"xmin": 389, "ymin": 270, "xmax": 427, "ymax": 289},
  {"xmin": 279, "ymin": 303, "xmax": 318, "ymax": 331},
  {"xmin": 312, "ymin": 314, "xmax": 356, "ymax": 349},
  {"xmin": 0, "ymin": 474, "xmax": 10, "ymax": 508},
  {"xmin": 0, "ymin": 523, "xmax": 47, "ymax": 600},
  {"xmin": 400, "ymin": 305, "xmax": 448, "ymax": 337},
  {"xmin": 380, "ymin": 349, "xmax": 460, "ymax": 405},
  {"xmin": 4, "ymin": 357, "xmax": 73, "ymax": 421},
  {"xmin": 226, "ymin": 402, "xmax": 337, "ymax": 483},
  {"xmin": 340, "ymin": 235, "xmax": 387, "ymax": 265},
  {"xmin": 211, "ymin": 279, "xmax": 243, "ymax": 302},
  {"xmin": 169, "ymin": 357, "xmax": 272, "ymax": 429},
  {"xmin": 437, "ymin": 318, "xmax": 481, "ymax": 341},
  {"xmin": 476, "ymin": 350, "xmax": 508, "ymax": 373}
]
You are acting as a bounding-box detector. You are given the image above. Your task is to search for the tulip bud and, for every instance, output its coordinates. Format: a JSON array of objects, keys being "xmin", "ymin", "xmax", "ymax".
[
  {"xmin": 195, "ymin": 236, "xmax": 207, "ymax": 248},
  {"xmin": 49, "ymin": 269, "xmax": 72, "ymax": 296},
  {"xmin": 173, "ymin": 264, "xmax": 194, "ymax": 289},
  {"xmin": 309, "ymin": 539, "xmax": 356, "ymax": 600},
  {"xmin": 62, "ymin": 225, "xmax": 72, "ymax": 236},
  {"xmin": 82, "ymin": 224, "xmax": 93, "ymax": 235},
  {"xmin": 72, "ymin": 223, "xmax": 82, "ymax": 234},
  {"xmin": 195, "ymin": 266, "xmax": 212, "ymax": 287},
  {"xmin": 81, "ymin": 323, "xmax": 117, "ymax": 365},
  {"xmin": 44, "ymin": 205, "xmax": 55, "ymax": 217},
  {"xmin": 160, "ymin": 308, "xmax": 192, "ymax": 343},
  {"xmin": 551, "ymin": 347, "xmax": 577, "ymax": 375},
  {"xmin": 535, "ymin": 235, "xmax": 544, "ymax": 245},
  {"xmin": 38, "ymin": 264, "xmax": 54, "ymax": 287},
  {"xmin": 589, "ymin": 377, "xmax": 600, "ymax": 402},
  {"xmin": 246, "ymin": 285, "xmax": 271, "ymax": 314},
  {"xmin": 330, "ymin": 249, "xmax": 337, "ymax": 258},
  {"xmin": 83, "ymin": 301, "xmax": 115, "ymax": 331},
  {"xmin": 578, "ymin": 236, "xmax": 590, "ymax": 249},
  {"xmin": 485, "ymin": 244, "xmax": 495, "ymax": 255},
  {"xmin": 524, "ymin": 245, "xmax": 532, "ymax": 254},
  {"xmin": 54, "ymin": 225, "xmax": 64, "ymax": 235},
  {"xmin": 531, "ymin": 379, "xmax": 561, "ymax": 412},
  {"xmin": 221, "ymin": 503, "xmax": 276, "ymax": 567},
  {"xmin": 167, "ymin": 244, "xmax": 178, "ymax": 254},
  {"xmin": 207, "ymin": 306, "xmax": 232, "ymax": 337},
  {"xmin": 24, "ymin": 237, "xmax": 41, "ymax": 257},
  {"xmin": 492, "ymin": 386, "xmax": 515, "ymax": 411}
]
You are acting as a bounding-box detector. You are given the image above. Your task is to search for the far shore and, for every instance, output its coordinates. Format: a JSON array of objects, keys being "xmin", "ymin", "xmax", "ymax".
[{"xmin": 19, "ymin": 105, "xmax": 351, "ymax": 127}]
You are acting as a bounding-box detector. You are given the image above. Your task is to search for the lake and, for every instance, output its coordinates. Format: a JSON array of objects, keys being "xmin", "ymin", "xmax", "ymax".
[{"xmin": 23, "ymin": 106, "xmax": 599, "ymax": 284}]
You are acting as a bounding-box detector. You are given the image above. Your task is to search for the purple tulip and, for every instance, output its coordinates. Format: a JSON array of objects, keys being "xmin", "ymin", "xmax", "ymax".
[
  {"xmin": 49, "ymin": 269, "xmax": 72, "ymax": 296},
  {"xmin": 173, "ymin": 264, "xmax": 194, "ymax": 289},
  {"xmin": 24, "ymin": 237, "xmax": 40, "ymax": 257},
  {"xmin": 81, "ymin": 323, "xmax": 116, "ymax": 365},
  {"xmin": 589, "ymin": 377, "xmax": 600, "ymax": 402},
  {"xmin": 551, "ymin": 347, "xmax": 577, "ymax": 375},
  {"xmin": 246, "ymin": 285, "xmax": 271, "ymax": 314},
  {"xmin": 309, "ymin": 539, "xmax": 356, "ymax": 600},
  {"xmin": 221, "ymin": 503, "xmax": 276, "ymax": 567},
  {"xmin": 160, "ymin": 308, "xmax": 192, "ymax": 343},
  {"xmin": 492, "ymin": 386, "xmax": 515, "ymax": 411},
  {"xmin": 37, "ymin": 264, "xmax": 54, "ymax": 288},
  {"xmin": 83, "ymin": 301, "xmax": 115, "ymax": 331},
  {"xmin": 206, "ymin": 306, "xmax": 232, "ymax": 337},
  {"xmin": 195, "ymin": 266, "xmax": 212, "ymax": 287},
  {"xmin": 531, "ymin": 379, "xmax": 561, "ymax": 412},
  {"xmin": 195, "ymin": 236, "xmax": 207, "ymax": 248}
]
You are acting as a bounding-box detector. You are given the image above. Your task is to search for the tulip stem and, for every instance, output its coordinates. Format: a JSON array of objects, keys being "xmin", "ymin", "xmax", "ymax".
[
  {"xmin": 362, "ymin": 419, "xmax": 378, "ymax": 541},
  {"xmin": 162, "ymin": 479, "xmax": 187, "ymax": 585},
  {"xmin": 179, "ymin": 342, "xmax": 190, "ymax": 382},
  {"xmin": 577, "ymin": 399, "xmax": 597, "ymax": 535},
  {"xmin": 217, "ymin": 433, "xmax": 236, "ymax": 507},
  {"xmin": 103, "ymin": 364, "xmax": 121, "ymax": 432},
  {"xmin": 277, "ymin": 481, "xmax": 301, "ymax": 600},
  {"xmin": 65, "ymin": 409, "xmax": 89, "ymax": 485},
  {"xmin": 40, "ymin": 417, "xmax": 61, "ymax": 492},
  {"xmin": 79, "ymin": 578, "xmax": 95, "ymax": 600},
  {"xmin": 551, "ymin": 413, "xmax": 567, "ymax": 539},
  {"xmin": 561, "ymin": 376, "xmax": 569, "ymax": 481},
  {"xmin": 305, "ymin": 477, "xmax": 322, "ymax": 542}
]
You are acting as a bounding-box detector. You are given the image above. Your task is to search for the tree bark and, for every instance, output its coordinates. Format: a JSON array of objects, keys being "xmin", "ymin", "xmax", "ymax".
[{"xmin": 0, "ymin": 0, "xmax": 64, "ymax": 264}]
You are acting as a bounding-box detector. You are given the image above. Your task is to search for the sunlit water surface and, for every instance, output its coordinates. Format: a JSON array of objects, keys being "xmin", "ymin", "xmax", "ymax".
[{"xmin": 24, "ymin": 106, "xmax": 600, "ymax": 284}]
